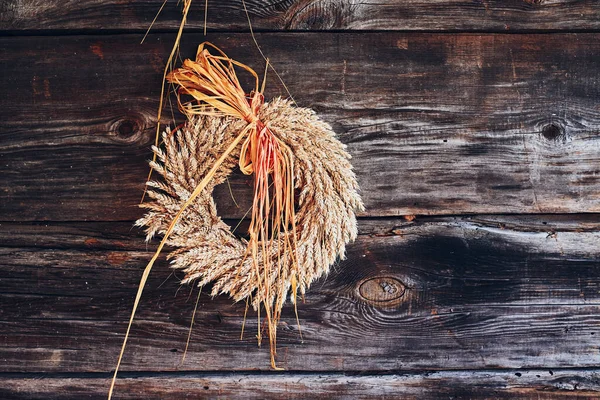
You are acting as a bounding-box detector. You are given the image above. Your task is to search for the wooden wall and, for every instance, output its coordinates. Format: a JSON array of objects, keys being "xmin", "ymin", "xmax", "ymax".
[{"xmin": 1, "ymin": 1, "xmax": 600, "ymax": 398}]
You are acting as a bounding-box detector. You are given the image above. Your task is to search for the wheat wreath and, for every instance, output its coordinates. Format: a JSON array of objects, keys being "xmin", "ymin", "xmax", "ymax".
[
  {"xmin": 109, "ymin": 43, "xmax": 363, "ymax": 398},
  {"xmin": 138, "ymin": 96, "xmax": 364, "ymax": 342},
  {"xmin": 139, "ymin": 96, "xmax": 364, "ymax": 298}
]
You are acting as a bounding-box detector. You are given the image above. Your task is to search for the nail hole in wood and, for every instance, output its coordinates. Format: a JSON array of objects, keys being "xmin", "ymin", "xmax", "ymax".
[
  {"xmin": 357, "ymin": 276, "xmax": 406, "ymax": 307},
  {"xmin": 542, "ymin": 123, "xmax": 563, "ymax": 141}
]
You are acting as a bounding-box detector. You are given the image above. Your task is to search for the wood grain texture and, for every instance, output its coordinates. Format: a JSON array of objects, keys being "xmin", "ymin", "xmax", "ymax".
[
  {"xmin": 2, "ymin": 33, "xmax": 600, "ymax": 221},
  {"xmin": 2, "ymin": 0, "xmax": 600, "ymax": 32},
  {"xmin": 2, "ymin": 369, "xmax": 600, "ymax": 399},
  {"xmin": 1, "ymin": 216, "xmax": 599, "ymax": 373},
  {"xmin": 4, "ymin": 0, "xmax": 599, "ymax": 397}
]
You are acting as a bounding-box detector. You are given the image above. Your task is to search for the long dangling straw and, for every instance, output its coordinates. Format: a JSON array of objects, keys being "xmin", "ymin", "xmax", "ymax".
[{"xmin": 109, "ymin": 43, "xmax": 298, "ymax": 399}]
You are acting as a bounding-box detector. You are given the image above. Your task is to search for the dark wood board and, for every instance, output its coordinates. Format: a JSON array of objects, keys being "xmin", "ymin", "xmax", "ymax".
[
  {"xmin": 2, "ymin": 369, "xmax": 600, "ymax": 399},
  {"xmin": 2, "ymin": 0, "xmax": 599, "ymax": 398},
  {"xmin": 1, "ymin": 216, "xmax": 599, "ymax": 373},
  {"xmin": 2, "ymin": 33, "xmax": 600, "ymax": 221},
  {"xmin": 3, "ymin": 0, "xmax": 600, "ymax": 32}
]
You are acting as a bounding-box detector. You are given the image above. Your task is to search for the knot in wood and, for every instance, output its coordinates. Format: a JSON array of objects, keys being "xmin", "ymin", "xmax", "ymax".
[
  {"xmin": 541, "ymin": 123, "xmax": 565, "ymax": 142},
  {"xmin": 357, "ymin": 276, "xmax": 406, "ymax": 306},
  {"xmin": 110, "ymin": 113, "xmax": 148, "ymax": 144},
  {"xmin": 117, "ymin": 119, "xmax": 139, "ymax": 137},
  {"xmin": 284, "ymin": 0, "xmax": 356, "ymax": 30}
]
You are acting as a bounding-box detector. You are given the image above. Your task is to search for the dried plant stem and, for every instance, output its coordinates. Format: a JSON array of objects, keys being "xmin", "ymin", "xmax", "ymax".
[
  {"xmin": 140, "ymin": 0, "xmax": 168, "ymax": 45},
  {"xmin": 108, "ymin": 128, "xmax": 248, "ymax": 400},
  {"xmin": 240, "ymin": 296, "xmax": 250, "ymax": 340},
  {"xmin": 141, "ymin": 0, "xmax": 193, "ymax": 203},
  {"xmin": 181, "ymin": 286, "xmax": 202, "ymax": 364},
  {"xmin": 204, "ymin": 0, "xmax": 208, "ymax": 36},
  {"xmin": 241, "ymin": 0, "xmax": 296, "ymax": 106}
]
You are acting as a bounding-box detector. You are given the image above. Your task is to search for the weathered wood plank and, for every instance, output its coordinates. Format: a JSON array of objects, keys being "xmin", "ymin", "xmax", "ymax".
[
  {"xmin": 1, "ymin": 217, "xmax": 599, "ymax": 373},
  {"xmin": 2, "ymin": 214, "xmax": 598, "ymax": 249},
  {"xmin": 3, "ymin": 0, "xmax": 600, "ymax": 32},
  {"xmin": 2, "ymin": 369, "xmax": 600, "ymax": 399},
  {"xmin": 2, "ymin": 33, "xmax": 600, "ymax": 221}
]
